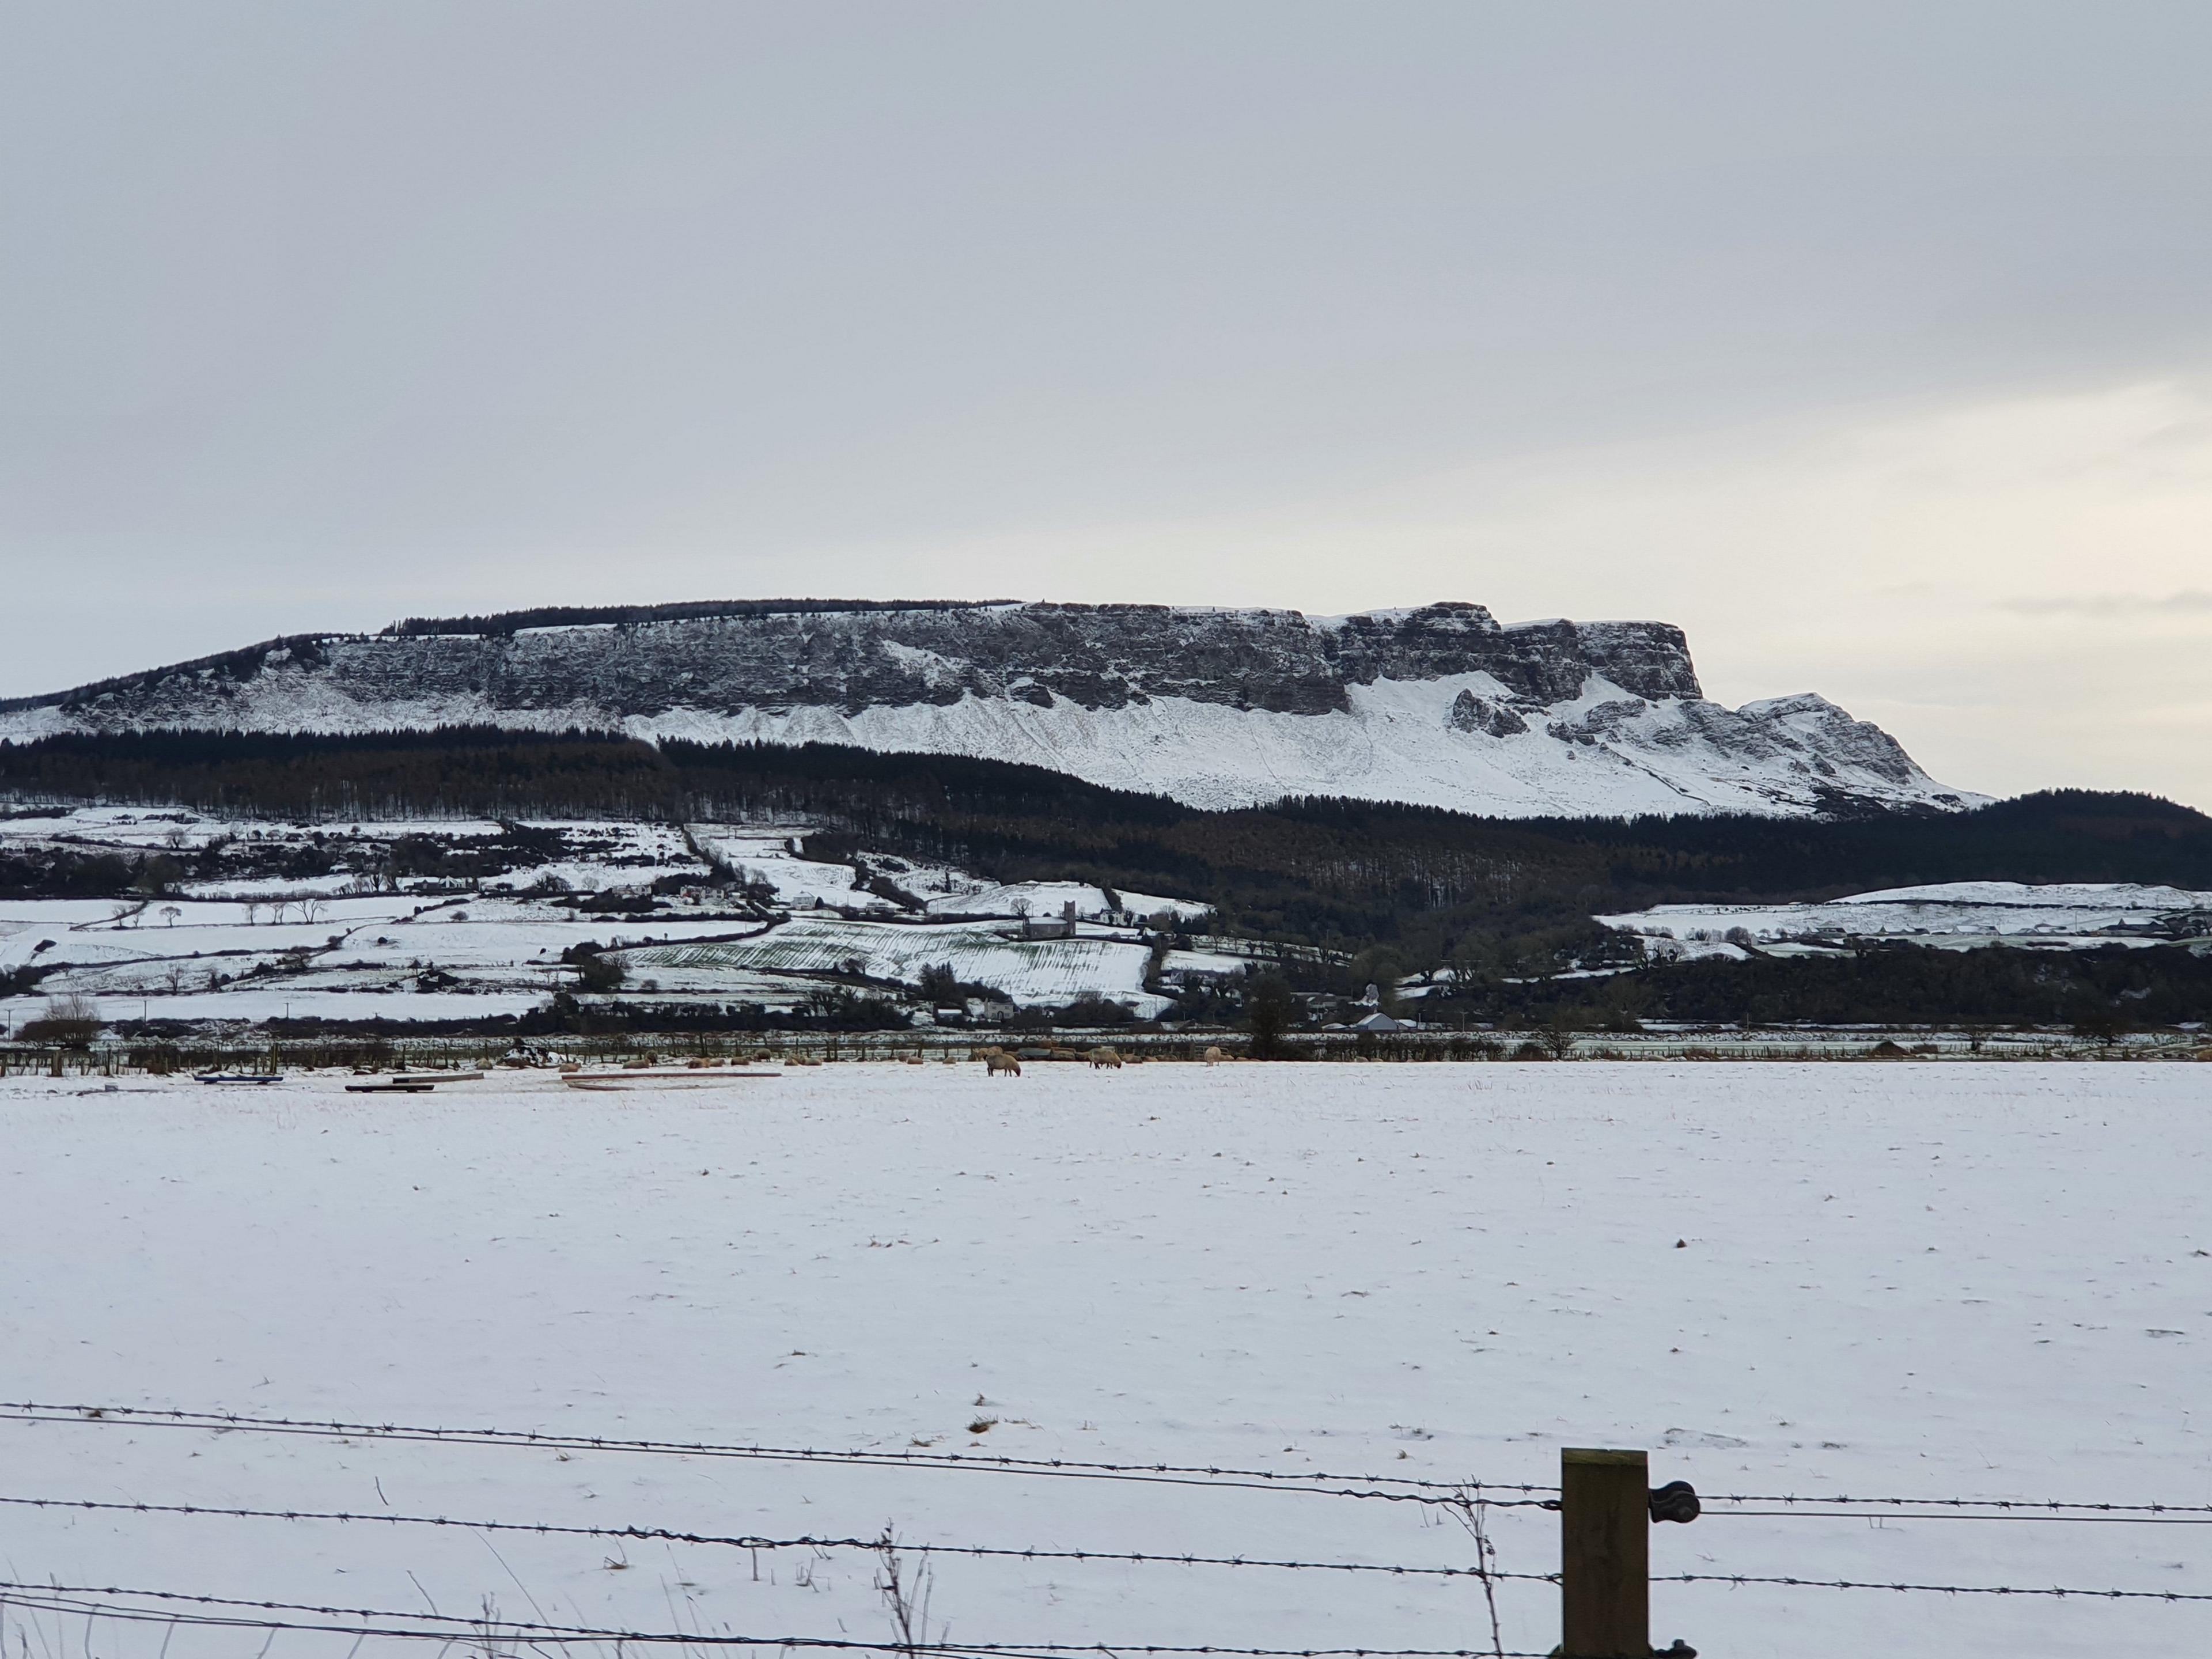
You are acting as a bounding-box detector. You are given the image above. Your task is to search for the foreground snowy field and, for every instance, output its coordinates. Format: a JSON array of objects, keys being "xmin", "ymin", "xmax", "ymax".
[{"xmin": 4, "ymin": 1063, "xmax": 2207, "ymax": 1658}]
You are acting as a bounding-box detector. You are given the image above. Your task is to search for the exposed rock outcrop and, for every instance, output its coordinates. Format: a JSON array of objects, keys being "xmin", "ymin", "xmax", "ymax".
[
  {"xmin": 0, "ymin": 600, "xmax": 1978, "ymax": 819},
  {"xmin": 1448, "ymin": 690, "xmax": 1529, "ymax": 738}
]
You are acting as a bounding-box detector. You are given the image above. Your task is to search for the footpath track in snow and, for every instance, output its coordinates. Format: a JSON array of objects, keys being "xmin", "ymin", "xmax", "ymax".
[{"xmin": 3, "ymin": 1062, "xmax": 2207, "ymax": 1658}]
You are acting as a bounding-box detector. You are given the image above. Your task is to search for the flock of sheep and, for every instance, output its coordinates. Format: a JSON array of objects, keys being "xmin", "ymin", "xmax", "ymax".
[{"xmin": 974, "ymin": 1043, "xmax": 1234, "ymax": 1076}]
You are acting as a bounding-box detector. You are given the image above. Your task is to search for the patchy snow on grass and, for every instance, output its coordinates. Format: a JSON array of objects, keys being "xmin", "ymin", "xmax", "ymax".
[
  {"xmin": 691, "ymin": 825, "xmax": 902, "ymax": 912},
  {"xmin": 1849, "ymin": 881, "xmax": 2212, "ymax": 910},
  {"xmin": 1, "ymin": 1063, "xmax": 2204, "ymax": 1659},
  {"xmin": 54, "ymin": 987, "xmax": 558, "ymax": 1021},
  {"xmin": 0, "ymin": 812, "xmax": 1210, "ymax": 1024},
  {"xmin": 2, "ymin": 807, "xmax": 520, "ymax": 853},
  {"xmin": 482, "ymin": 821, "xmax": 710, "ymax": 895},
  {"xmin": 0, "ymin": 892, "xmax": 781, "ymax": 1027},
  {"xmin": 176, "ymin": 872, "xmax": 382, "ymax": 899},
  {"xmin": 924, "ymin": 881, "xmax": 1211, "ymax": 924},
  {"xmin": 1602, "ymin": 879, "xmax": 2212, "ymax": 951},
  {"xmin": 1158, "ymin": 946, "xmax": 1262, "ymax": 980},
  {"xmin": 622, "ymin": 915, "xmax": 1167, "ymax": 1011}
]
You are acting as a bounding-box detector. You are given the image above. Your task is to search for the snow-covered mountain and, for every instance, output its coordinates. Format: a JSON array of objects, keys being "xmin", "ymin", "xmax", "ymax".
[{"xmin": 0, "ymin": 600, "xmax": 1982, "ymax": 817}]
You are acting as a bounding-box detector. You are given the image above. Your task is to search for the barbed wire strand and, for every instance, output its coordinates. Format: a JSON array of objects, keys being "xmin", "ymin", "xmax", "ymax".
[
  {"xmin": 1702, "ymin": 1491, "xmax": 2212, "ymax": 1516},
  {"xmin": 26, "ymin": 1403, "xmax": 2206, "ymax": 1522},
  {"xmin": 0, "ymin": 1403, "xmax": 1551, "ymax": 1508},
  {"xmin": 1667, "ymin": 1572, "xmax": 2212, "ymax": 1603},
  {"xmin": 1706, "ymin": 1508, "xmax": 2212, "ymax": 1525},
  {"xmin": 0, "ymin": 1494, "xmax": 1558, "ymax": 1582},
  {"xmin": 0, "ymin": 1581, "xmax": 1551, "ymax": 1657}
]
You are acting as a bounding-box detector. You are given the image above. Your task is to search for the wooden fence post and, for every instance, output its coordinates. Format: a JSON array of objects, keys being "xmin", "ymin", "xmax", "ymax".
[{"xmin": 1560, "ymin": 1447, "xmax": 1648, "ymax": 1659}]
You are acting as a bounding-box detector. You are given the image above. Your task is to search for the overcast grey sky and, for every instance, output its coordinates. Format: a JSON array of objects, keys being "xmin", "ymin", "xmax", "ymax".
[{"xmin": 5, "ymin": 3, "xmax": 2211, "ymax": 804}]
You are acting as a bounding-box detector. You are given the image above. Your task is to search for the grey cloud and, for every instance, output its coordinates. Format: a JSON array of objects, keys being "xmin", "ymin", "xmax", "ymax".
[
  {"xmin": 5, "ymin": 0, "xmax": 2212, "ymax": 727},
  {"xmin": 1998, "ymin": 591, "xmax": 2212, "ymax": 618}
]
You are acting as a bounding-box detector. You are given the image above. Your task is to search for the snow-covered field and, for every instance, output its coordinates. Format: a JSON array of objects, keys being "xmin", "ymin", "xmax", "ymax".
[
  {"xmin": 1602, "ymin": 879, "xmax": 2212, "ymax": 961},
  {"xmin": 0, "ymin": 810, "xmax": 1237, "ymax": 1025},
  {"xmin": 0, "ymin": 896, "xmax": 1218, "ymax": 1025},
  {"xmin": 4, "ymin": 1063, "xmax": 2206, "ymax": 1658},
  {"xmin": 922, "ymin": 881, "xmax": 1210, "ymax": 925},
  {"xmin": 694, "ymin": 826, "xmax": 910, "ymax": 913},
  {"xmin": 627, "ymin": 916, "xmax": 1175, "ymax": 1016}
]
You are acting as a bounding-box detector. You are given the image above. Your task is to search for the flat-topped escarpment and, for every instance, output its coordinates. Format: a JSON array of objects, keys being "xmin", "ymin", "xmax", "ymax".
[{"xmin": 0, "ymin": 600, "xmax": 1978, "ymax": 819}]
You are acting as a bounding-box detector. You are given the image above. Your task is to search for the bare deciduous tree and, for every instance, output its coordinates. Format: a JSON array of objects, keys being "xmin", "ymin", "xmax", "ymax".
[{"xmin": 21, "ymin": 993, "xmax": 103, "ymax": 1048}]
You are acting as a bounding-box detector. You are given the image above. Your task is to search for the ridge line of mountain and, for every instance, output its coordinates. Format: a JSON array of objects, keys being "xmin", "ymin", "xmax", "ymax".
[{"xmin": 0, "ymin": 598, "xmax": 1980, "ymax": 821}]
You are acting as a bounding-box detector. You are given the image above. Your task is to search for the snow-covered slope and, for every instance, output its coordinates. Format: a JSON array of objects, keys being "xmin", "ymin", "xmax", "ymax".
[{"xmin": 0, "ymin": 600, "xmax": 1981, "ymax": 817}]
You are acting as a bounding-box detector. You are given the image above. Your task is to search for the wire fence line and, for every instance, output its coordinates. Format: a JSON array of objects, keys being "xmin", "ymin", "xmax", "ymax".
[
  {"xmin": 0, "ymin": 1581, "xmax": 1552, "ymax": 1658},
  {"xmin": 13, "ymin": 1488, "xmax": 2210, "ymax": 1610},
  {"xmin": 0, "ymin": 1494, "xmax": 1555, "ymax": 1583},
  {"xmin": 1664, "ymin": 1572, "xmax": 2212, "ymax": 1603},
  {"xmin": 10, "ymin": 1402, "xmax": 2212, "ymax": 1635},
  {"xmin": 0, "ymin": 1402, "xmax": 1549, "ymax": 1508},
  {"xmin": 26, "ymin": 1402, "xmax": 2209, "ymax": 1523},
  {"xmin": 1707, "ymin": 1508, "xmax": 2212, "ymax": 1525},
  {"xmin": 1702, "ymin": 1491, "xmax": 2212, "ymax": 1518}
]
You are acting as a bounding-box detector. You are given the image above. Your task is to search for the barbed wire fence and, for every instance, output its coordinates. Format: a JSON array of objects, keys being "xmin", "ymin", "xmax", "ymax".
[
  {"xmin": 0, "ymin": 1493, "xmax": 1556, "ymax": 1582},
  {"xmin": 0, "ymin": 1401, "xmax": 1547, "ymax": 1507},
  {"xmin": 0, "ymin": 1585, "xmax": 1560, "ymax": 1659},
  {"xmin": 5, "ymin": 1401, "xmax": 2210, "ymax": 1657}
]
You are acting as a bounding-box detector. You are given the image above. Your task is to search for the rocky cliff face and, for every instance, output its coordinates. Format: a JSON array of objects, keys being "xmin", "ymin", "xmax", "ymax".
[{"xmin": 0, "ymin": 601, "xmax": 1980, "ymax": 818}]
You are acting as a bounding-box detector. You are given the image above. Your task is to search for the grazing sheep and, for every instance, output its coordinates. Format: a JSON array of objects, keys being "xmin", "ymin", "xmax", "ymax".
[
  {"xmin": 1086, "ymin": 1047, "xmax": 1123, "ymax": 1070},
  {"xmin": 1203, "ymin": 1045, "xmax": 1226, "ymax": 1066},
  {"xmin": 986, "ymin": 1051, "xmax": 1022, "ymax": 1078}
]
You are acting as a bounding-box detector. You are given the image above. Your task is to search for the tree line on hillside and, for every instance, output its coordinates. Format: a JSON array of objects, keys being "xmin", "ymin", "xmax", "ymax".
[{"xmin": 1421, "ymin": 941, "xmax": 2212, "ymax": 1033}]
